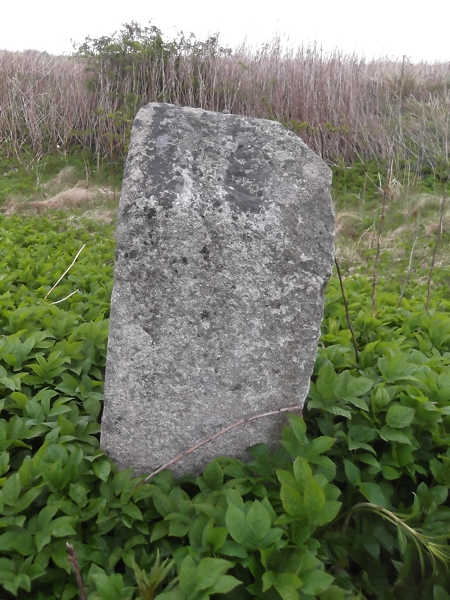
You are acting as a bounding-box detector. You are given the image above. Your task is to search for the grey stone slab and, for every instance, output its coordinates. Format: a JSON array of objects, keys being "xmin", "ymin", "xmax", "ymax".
[{"xmin": 101, "ymin": 103, "xmax": 334, "ymax": 477}]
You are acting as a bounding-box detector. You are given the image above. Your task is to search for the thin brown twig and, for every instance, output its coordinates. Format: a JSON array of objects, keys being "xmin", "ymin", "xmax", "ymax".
[
  {"xmin": 426, "ymin": 188, "xmax": 447, "ymax": 310},
  {"xmin": 136, "ymin": 404, "xmax": 303, "ymax": 487},
  {"xmin": 372, "ymin": 162, "xmax": 392, "ymax": 316},
  {"xmin": 398, "ymin": 213, "xmax": 420, "ymax": 307},
  {"xmin": 66, "ymin": 543, "xmax": 88, "ymax": 600},
  {"xmin": 45, "ymin": 244, "xmax": 86, "ymax": 299},
  {"xmin": 334, "ymin": 257, "xmax": 359, "ymax": 364}
]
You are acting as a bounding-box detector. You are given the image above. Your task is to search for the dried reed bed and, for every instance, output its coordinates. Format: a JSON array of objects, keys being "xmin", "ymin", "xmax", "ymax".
[
  {"xmin": 1, "ymin": 39, "xmax": 450, "ymax": 164},
  {"xmin": 0, "ymin": 50, "xmax": 94, "ymax": 157}
]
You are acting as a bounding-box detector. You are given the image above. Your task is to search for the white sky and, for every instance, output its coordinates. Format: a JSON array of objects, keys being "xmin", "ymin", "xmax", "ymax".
[{"xmin": 1, "ymin": 0, "xmax": 450, "ymax": 63}]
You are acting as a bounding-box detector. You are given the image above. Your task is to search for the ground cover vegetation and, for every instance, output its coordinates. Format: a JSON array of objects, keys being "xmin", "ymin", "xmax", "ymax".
[
  {"xmin": 0, "ymin": 201, "xmax": 450, "ymax": 600},
  {"xmin": 1, "ymin": 21, "xmax": 450, "ymax": 600}
]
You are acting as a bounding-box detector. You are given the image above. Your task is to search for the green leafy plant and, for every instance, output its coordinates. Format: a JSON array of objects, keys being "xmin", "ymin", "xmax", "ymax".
[{"xmin": 1, "ymin": 199, "xmax": 450, "ymax": 600}]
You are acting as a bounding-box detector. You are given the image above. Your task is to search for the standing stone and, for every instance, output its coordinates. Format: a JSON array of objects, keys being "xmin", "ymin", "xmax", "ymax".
[{"xmin": 101, "ymin": 103, "xmax": 334, "ymax": 477}]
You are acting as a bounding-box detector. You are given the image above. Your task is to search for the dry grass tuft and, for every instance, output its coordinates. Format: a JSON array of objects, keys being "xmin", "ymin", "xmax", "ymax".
[
  {"xmin": 65, "ymin": 209, "xmax": 117, "ymax": 225},
  {"xmin": 2, "ymin": 164, "xmax": 117, "ymax": 215},
  {"xmin": 42, "ymin": 166, "xmax": 79, "ymax": 192},
  {"xmin": 31, "ymin": 187, "xmax": 94, "ymax": 209},
  {"xmin": 335, "ymin": 212, "xmax": 363, "ymax": 238},
  {"xmin": 424, "ymin": 211, "xmax": 450, "ymax": 236},
  {"xmin": 403, "ymin": 194, "xmax": 442, "ymax": 219},
  {"xmin": 385, "ymin": 224, "xmax": 415, "ymax": 241},
  {"xmin": 335, "ymin": 246, "xmax": 363, "ymax": 268}
]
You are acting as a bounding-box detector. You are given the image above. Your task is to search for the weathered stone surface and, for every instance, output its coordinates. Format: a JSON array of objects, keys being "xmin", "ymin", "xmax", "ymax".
[{"xmin": 101, "ymin": 103, "xmax": 334, "ymax": 476}]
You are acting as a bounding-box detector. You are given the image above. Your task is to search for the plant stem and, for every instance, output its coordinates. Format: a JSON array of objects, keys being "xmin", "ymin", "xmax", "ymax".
[
  {"xmin": 426, "ymin": 188, "xmax": 447, "ymax": 310},
  {"xmin": 66, "ymin": 543, "xmax": 88, "ymax": 600},
  {"xmin": 334, "ymin": 257, "xmax": 359, "ymax": 364},
  {"xmin": 398, "ymin": 213, "xmax": 420, "ymax": 307},
  {"xmin": 372, "ymin": 162, "xmax": 392, "ymax": 316}
]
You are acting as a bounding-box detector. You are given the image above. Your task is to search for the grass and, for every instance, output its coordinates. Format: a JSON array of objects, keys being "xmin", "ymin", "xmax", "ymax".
[{"xmin": 0, "ymin": 151, "xmax": 121, "ymax": 219}]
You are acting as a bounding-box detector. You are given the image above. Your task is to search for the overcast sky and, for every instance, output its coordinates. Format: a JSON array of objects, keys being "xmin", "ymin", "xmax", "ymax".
[{"xmin": 2, "ymin": 0, "xmax": 450, "ymax": 63}]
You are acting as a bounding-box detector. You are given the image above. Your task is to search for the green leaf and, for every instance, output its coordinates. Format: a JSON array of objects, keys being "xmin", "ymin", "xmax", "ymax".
[
  {"xmin": 305, "ymin": 436, "xmax": 336, "ymax": 458},
  {"xmin": 433, "ymin": 584, "xmax": 450, "ymax": 600},
  {"xmin": 26, "ymin": 400, "xmax": 45, "ymax": 422},
  {"xmin": 246, "ymin": 500, "xmax": 271, "ymax": 541},
  {"xmin": 84, "ymin": 397, "xmax": 101, "ymax": 419},
  {"xmin": 274, "ymin": 572, "xmax": 303, "ymax": 600},
  {"xmin": 288, "ymin": 414, "xmax": 308, "ymax": 443},
  {"xmin": 381, "ymin": 465, "xmax": 400, "ymax": 480},
  {"xmin": 293, "ymin": 456, "xmax": 312, "ymax": 488},
  {"xmin": 178, "ymin": 555, "xmax": 197, "ymax": 594},
  {"xmin": 91, "ymin": 571, "xmax": 127, "ymax": 599},
  {"xmin": 2, "ymin": 473, "xmax": 21, "ymax": 506},
  {"xmin": 194, "ymin": 557, "xmax": 233, "ymax": 591},
  {"xmin": 50, "ymin": 516, "xmax": 77, "ymax": 537},
  {"xmin": 258, "ymin": 527, "xmax": 284, "ymax": 548},
  {"xmin": 206, "ymin": 527, "xmax": 228, "ymax": 552},
  {"xmin": 346, "ymin": 376, "xmax": 374, "ymax": 396},
  {"xmin": 378, "ymin": 354, "xmax": 418, "ymax": 382},
  {"xmin": 320, "ymin": 585, "xmax": 346, "ymax": 600},
  {"xmin": 208, "ymin": 574, "xmax": 241, "ymax": 595},
  {"xmin": 344, "ymin": 460, "xmax": 361, "ymax": 485},
  {"xmin": 93, "ymin": 459, "xmax": 112, "ymax": 482},
  {"xmin": 276, "ymin": 469, "xmax": 298, "ymax": 490},
  {"xmin": 168, "ymin": 520, "xmax": 190, "ymax": 537},
  {"xmin": 314, "ymin": 500, "xmax": 342, "ymax": 526},
  {"xmin": 380, "ymin": 426, "xmax": 412, "ymax": 445},
  {"xmin": 11, "ymin": 531, "xmax": 36, "ymax": 556},
  {"xmin": 133, "ymin": 483, "xmax": 157, "ymax": 501},
  {"xmin": 0, "ymin": 531, "xmax": 18, "ymax": 552},
  {"xmin": 225, "ymin": 502, "xmax": 246, "ymax": 544},
  {"xmin": 262, "ymin": 570, "xmax": 277, "ymax": 592},
  {"xmin": 326, "ymin": 406, "xmax": 352, "ymax": 419},
  {"xmin": 151, "ymin": 521, "xmax": 170, "ymax": 542},
  {"xmin": 35, "ymin": 530, "xmax": 51, "ymax": 552},
  {"xmin": 358, "ymin": 482, "xmax": 388, "ymax": 507},
  {"xmin": 153, "ymin": 489, "xmax": 176, "ymax": 517},
  {"xmin": 430, "ymin": 485, "xmax": 448, "ymax": 506},
  {"xmin": 69, "ymin": 483, "xmax": 88, "ymax": 508},
  {"xmin": 385, "ymin": 405, "xmax": 415, "ymax": 428},
  {"xmin": 263, "ymin": 571, "xmax": 302, "ymax": 600},
  {"xmin": 316, "ymin": 363, "xmax": 338, "ymax": 399},
  {"xmin": 121, "ymin": 502, "xmax": 143, "ymax": 521},
  {"xmin": 219, "ymin": 540, "xmax": 248, "ymax": 558},
  {"xmin": 280, "ymin": 485, "xmax": 305, "ymax": 519},
  {"xmin": 249, "ymin": 443, "xmax": 273, "ymax": 463},
  {"xmin": 344, "ymin": 396, "xmax": 369, "ymax": 411},
  {"xmin": 81, "ymin": 497, "xmax": 107, "ymax": 521},
  {"xmin": 304, "ymin": 478, "xmax": 326, "ymax": 513},
  {"xmin": 372, "ymin": 386, "xmax": 391, "ymax": 409},
  {"xmin": 112, "ymin": 468, "xmax": 134, "ymax": 494},
  {"xmin": 3, "ymin": 573, "xmax": 31, "ymax": 595},
  {"xmin": 300, "ymin": 569, "xmax": 334, "ymax": 595},
  {"xmin": 15, "ymin": 487, "xmax": 42, "ymax": 512},
  {"xmin": 202, "ymin": 460, "xmax": 223, "ymax": 490}
]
